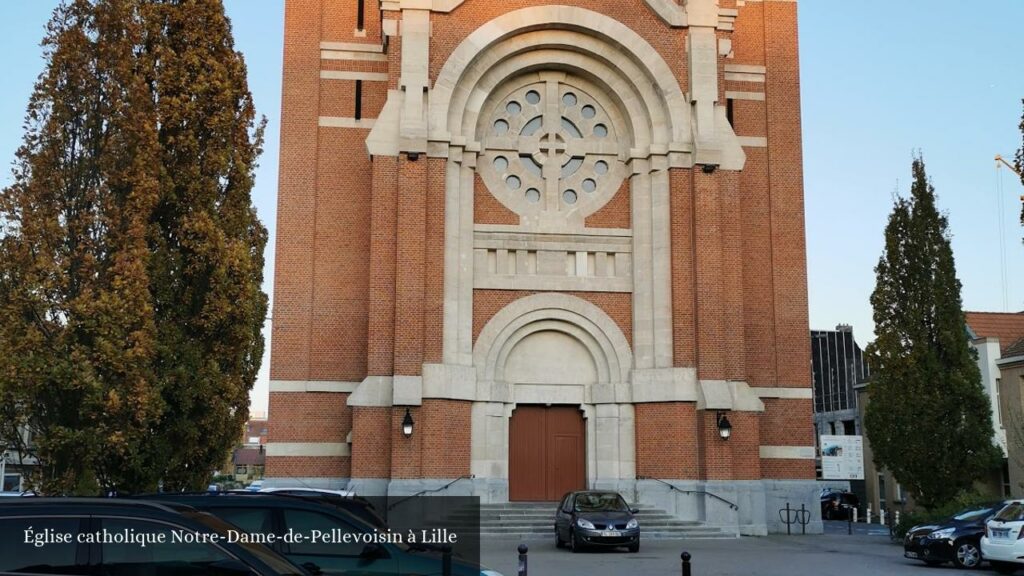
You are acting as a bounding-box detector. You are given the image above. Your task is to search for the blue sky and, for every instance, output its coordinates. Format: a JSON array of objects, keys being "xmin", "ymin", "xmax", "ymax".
[{"xmin": 1, "ymin": 2, "xmax": 1023, "ymax": 415}]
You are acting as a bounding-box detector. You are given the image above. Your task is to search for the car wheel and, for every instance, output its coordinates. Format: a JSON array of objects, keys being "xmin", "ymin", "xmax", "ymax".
[
  {"xmin": 823, "ymin": 508, "xmax": 833, "ymax": 521},
  {"xmin": 953, "ymin": 540, "xmax": 981, "ymax": 569},
  {"xmin": 628, "ymin": 541, "xmax": 639, "ymax": 553},
  {"xmin": 991, "ymin": 561, "xmax": 1018, "ymax": 574},
  {"xmin": 570, "ymin": 529, "xmax": 581, "ymax": 554},
  {"xmin": 555, "ymin": 526, "xmax": 564, "ymax": 549}
]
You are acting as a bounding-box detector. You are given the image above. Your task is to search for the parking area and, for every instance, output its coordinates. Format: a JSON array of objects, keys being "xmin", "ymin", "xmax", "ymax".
[{"xmin": 480, "ymin": 529, "xmax": 952, "ymax": 576}]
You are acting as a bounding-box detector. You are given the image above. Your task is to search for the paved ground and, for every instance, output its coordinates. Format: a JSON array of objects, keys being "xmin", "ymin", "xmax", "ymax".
[{"xmin": 479, "ymin": 523, "xmax": 947, "ymax": 576}]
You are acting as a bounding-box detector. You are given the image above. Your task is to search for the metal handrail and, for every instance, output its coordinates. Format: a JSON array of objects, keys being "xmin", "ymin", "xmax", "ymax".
[
  {"xmin": 635, "ymin": 475, "xmax": 739, "ymax": 511},
  {"xmin": 386, "ymin": 475, "xmax": 475, "ymax": 512}
]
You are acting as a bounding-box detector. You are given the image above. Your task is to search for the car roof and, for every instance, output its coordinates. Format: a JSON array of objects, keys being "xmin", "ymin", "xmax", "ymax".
[{"xmin": 0, "ymin": 498, "xmax": 188, "ymax": 513}]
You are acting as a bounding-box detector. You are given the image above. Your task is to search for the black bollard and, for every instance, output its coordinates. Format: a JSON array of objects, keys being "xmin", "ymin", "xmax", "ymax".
[
  {"xmin": 681, "ymin": 551, "xmax": 692, "ymax": 576},
  {"xmin": 800, "ymin": 504, "xmax": 807, "ymax": 535},
  {"xmin": 847, "ymin": 507, "xmax": 852, "ymax": 535},
  {"xmin": 517, "ymin": 544, "xmax": 528, "ymax": 576},
  {"xmin": 442, "ymin": 544, "xmax": 452, "ymax": 576}
]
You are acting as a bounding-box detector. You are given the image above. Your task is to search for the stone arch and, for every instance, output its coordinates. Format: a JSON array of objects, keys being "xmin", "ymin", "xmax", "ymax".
[
  {"xmin": 470, "ymin": 294, "xmax": 636, "ymax": 501},
  {"xmin": 474, "ymin": 293, "xmax": 632, "ymax": 389},
  {"xmin": 431, "ymin": 5, "xmax": 691, "ymax": 148}
]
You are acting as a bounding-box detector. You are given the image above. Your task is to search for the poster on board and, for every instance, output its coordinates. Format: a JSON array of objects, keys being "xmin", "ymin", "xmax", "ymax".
[{"xmin": 820, "ymin": 434, "xmax": 864, "ymax": 480}]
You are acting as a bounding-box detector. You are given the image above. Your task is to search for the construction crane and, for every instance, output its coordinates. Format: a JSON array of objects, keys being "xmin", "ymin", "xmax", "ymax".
[{"xmin": 995, "ymin": 154, "xmax": 1024, "ymax": 226}]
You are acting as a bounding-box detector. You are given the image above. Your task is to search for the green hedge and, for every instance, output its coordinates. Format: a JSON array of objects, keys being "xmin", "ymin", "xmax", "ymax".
[{"xmin": 892, "ymin": 492, "xmax": 1001, "ymax": 540}]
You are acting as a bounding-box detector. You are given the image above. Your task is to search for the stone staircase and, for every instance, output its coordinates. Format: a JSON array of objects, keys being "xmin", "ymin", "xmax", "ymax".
[{"xmin": 467, "ymin": 502, "xmax": 736, "ymax": 539}]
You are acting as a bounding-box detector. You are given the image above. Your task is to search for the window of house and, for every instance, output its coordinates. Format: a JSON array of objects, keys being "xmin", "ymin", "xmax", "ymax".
[
  {"xmin": 235, "ymin": 465, "xmax": 247, "ymax": 476},
  {"xmin": 843, "ymin": 420, "xmax": 856, "ymax": 435},
  {"xmin": 2, "ymin": 474, "xmax": 21, "ymax": 492},
  {"xmin": 878, "ymin": 474, "xmax": 887, "ymax": 509}
]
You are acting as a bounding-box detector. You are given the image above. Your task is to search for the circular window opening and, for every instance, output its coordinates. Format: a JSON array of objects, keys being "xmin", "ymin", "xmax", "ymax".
[
  {"xmin": 506, "ymin": 175, "xmax": 522, "ymax": 190},
  {"xmin": 506, "ymin": 101, "xmax": 521, "ymax": 115},
  {"xmin": 525, "ymin": 90, "xmax": 541, "ymax": 105},
  {"xmin": 595, "ymin": 160, "xmax": 609, "ymax": 175},
  {"xmin": 593, "ymin": 124, "xmax": 608, "ymax": 138},
  {"xmin": 563, "ymin": 190, "xmax": 578, "ymax": 205},
  {"xmin": 581, "ymin": 105, "xmax": 596, "ymax": 119},
  {"xmin": 494, "ymin": 156, "xmax": 508, "ymax": 172},
  {"xmin": 562, "ymin": 93, "xmax": 577, "ymax": 107},
  {"xmin": 525, "ymin": 188, "xmax": 541, "ymax": 203},
  {"xmin": 582, "ymin": 179, "xmax": 597, "ymax": 193},
  {"xmin": 494, "ymin": 119, "xmax": 509, "ymax": 136}
]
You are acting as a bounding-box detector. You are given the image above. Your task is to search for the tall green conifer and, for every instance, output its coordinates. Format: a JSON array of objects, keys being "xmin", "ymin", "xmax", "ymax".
[
  {"xmin": 865, "ymin": 157, "xmax": 1000, "ymax": 509},
  {"xmin": 0, "ymin": 0, "xmax": 266, "ymax": 493}
]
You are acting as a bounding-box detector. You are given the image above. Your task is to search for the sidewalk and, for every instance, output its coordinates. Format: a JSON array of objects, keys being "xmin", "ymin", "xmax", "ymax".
[{"xmin": 480, "ymin": 531, "xmax": 926, "ymax": 576}]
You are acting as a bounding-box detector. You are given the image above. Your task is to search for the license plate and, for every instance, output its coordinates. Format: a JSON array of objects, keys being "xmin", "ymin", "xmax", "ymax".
[
  {"xmin": 601, "ymin": 530, "xmax": 620, "ymax": 537},
  {"xmin": 904, "ymin": 551, "xmax": 919, "ymax": 559}
]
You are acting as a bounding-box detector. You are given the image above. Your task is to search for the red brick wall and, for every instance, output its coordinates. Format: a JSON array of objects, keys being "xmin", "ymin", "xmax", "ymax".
[
  {"xmin": 394, "ymin": 157, "xmax": 428, "ymax": 376},
  {"xmin": 764, "ymin": 2, "xmax": 811, "ymax": 389},
  {"xmin": 391, "ymin": 400, "xmax": 472, "ymax": 479},
  {"xmin": 473, "ymin": 290, "xmax": 633, "ymax": 347},
  {"xmin": 474, "ymin": 173, "xmax": 518, "ymax": 225},
  {"xmin": 267, "ymin": 457, "xmax": 348, "ymax": 478},
  {"xmin": 428, "ymin": 2, "xmax": 688, "ymax": 91},
  {"xmin": 635, "ymin": 403, "xmax": 698, "ymax": 479},
  {"xmin": 367, "ymin": 157, "xmax": 398, "ymax": 376},
  {"xmin": 584, "ymin": 180, "xmax": 630, "ymax": 229},
  {"xmin": 265, "ymin": 392, "xmax": 352, "ymax": 478},
  {"xmin": 670, "ymin": 169, "xmax": 696, "ymax": 367},
  {"xmin": 351, "ymin": 407, "xmax": 392, "ymax": 478},
  {"xmin": 271, "ymin": 0, "xmax": 322, "ymax": 382},
  {"xmin": 699, "ymin": 410, "xmax": 760, "ymax": 481},
  {"xmin": 423, "ymin": 158, "xmax": 448, "ymax": 364}
]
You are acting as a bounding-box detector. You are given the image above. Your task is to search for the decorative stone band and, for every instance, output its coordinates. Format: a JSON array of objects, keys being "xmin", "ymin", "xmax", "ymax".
[
  {"xmin": 753, "ymin": 387, "xmax": 813, "ymax": 400},
  {"xmin": 265, "ymin": 443, "xmax": 351, "ymax": 458},
  {"xmin": 319, "ymin": 117, "xmax": 376, "ymax": 129},
  {"xmin": 737, "ymin": 136, "xmax": 767, "ymax": 148},
  {"xmin": 269, "ymin": 381, "xmax": 359, "ymax": 394},
  {"xmin": 319, "ymin": 42, "xmax": 384, "ymax": 53},
  {"xmin": 759, "ymin": 446, "xmax": 816, "ymax": 460},
  {"xmin": 344, "ymin": 366, "xmax": 807, "ymax": 409},
  {"xmin": 320, "ymin": 71, "xmax": 389, "ymax": 82},
  {"xmin": 320, "ymin": 50, "xmax": 388, "ymax": 62},
  {"xmin": 725, "ymin": 91, "xmax": 765, "ymax": 101}
]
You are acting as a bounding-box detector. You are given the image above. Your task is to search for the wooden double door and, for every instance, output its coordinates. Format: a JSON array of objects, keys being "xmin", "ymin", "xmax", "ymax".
[{"xmin": 508, "ymin": 405, "xmax": 586, "ymax": 501}]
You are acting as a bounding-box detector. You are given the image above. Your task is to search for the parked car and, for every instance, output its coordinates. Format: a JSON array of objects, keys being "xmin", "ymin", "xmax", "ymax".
[
  {"xmin": 820, "ymin": 490, "xmax": 859, "ymax": 520},
  {"xmin": 0, "ymin": 498, "xmax": 311, "ymax": 575},
  {"xmin": 554, "ymin": 490, "xmax": 640, "ymax": 553},
  {"xmin": 248, "ymin": 480, "xmax": 265, "ymax": 492},
  {"xmin": 982, "ymin": 500, "xmax": 1024, "ymax": 574},
  {"xmin": 143, "ymin": 492, "xmax": 503, "ymax": 576},
  {"xmin": 904, "ymin": 501, "xmax": 1009, "ymax": 569},
  {"xmin": 260, "ymin": 487, "xmax": 355, "ymax": 498}
]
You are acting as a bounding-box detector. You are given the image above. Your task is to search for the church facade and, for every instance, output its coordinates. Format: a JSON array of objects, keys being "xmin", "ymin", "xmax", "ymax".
[{"xmin": 267, "ymin": 0, "xmax": 817, "ymax": 534}]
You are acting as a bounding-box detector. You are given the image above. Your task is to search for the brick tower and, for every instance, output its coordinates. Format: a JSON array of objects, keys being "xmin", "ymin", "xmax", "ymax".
[{"xmin": 268, "ymin": 0, "xmax": 817, "ymax": 534}]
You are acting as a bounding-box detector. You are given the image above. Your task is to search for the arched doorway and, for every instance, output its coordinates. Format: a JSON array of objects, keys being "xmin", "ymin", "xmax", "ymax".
[{"xmin": 504, "ymin": 329, "xmax": 595, "ymax": 501}]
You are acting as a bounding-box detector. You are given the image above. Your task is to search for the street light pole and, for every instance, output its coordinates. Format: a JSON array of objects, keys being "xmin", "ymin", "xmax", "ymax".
[{"xmin": 0, "ymin": 450, "xmax": 7, "ymax": 492}]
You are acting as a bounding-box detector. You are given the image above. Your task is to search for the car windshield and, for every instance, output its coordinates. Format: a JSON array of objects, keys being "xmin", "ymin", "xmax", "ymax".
[
  {"xmin": 995, "ymin": 503, "xmax": 1024, "ymax": 523},
  {"xmin": 574, "ymin": 493, "xmax": 628, "ymax": 513},
  {"xmin": 186, "ymin": 511, "xmax": 306, "ymax": 574},
  {"xmin": 952, "ymin": 506, "xmax": 994, "ymax": 522}
]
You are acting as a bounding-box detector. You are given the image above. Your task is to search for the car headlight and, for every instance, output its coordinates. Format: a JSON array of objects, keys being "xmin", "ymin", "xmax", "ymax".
[
  {"xmin": 928, "ymin": 528, "xmax": 956, "ymax": 540},
  {"xmin": 577, "ymin": 518, "xmax": 595, "ymax": 529},
  {"xmin": 626, "ymin": 519, "xmax": 639, "ymax": 529}
]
